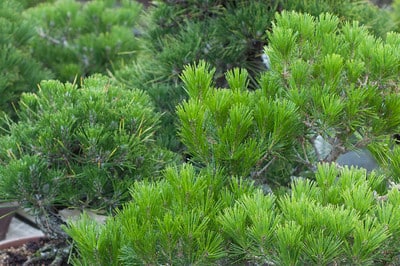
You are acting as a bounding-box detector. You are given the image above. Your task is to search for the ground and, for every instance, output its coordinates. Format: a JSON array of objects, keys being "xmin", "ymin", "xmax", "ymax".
[{"xmin": 0, "ymin": 238, "xmax": 70, "ymax": 265}]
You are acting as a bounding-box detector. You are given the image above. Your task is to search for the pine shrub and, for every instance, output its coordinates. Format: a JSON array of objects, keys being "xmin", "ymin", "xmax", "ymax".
[
  {"xmin": 116, "ymin": 0, "xmax": 394, "ymax": 152},
  {"xmin": 177, "ymin": 61, "xmax": 303, "ymax": 184},
  {"xmin": 65, "ymin": 164, "xmax": 242, "ymax": 265},
  {"xmin": 65, "ymin": 163, "xmax": 400, "ymax": 265},
  {"xmin": 263, "ymin": 10, "xmax": 400, "ymax": 176},
  {"xmin": 177, "ymin": 11, "xmax": 400, "ymax": 186},
  {"xmin": 0, "ymin": 74, "xmax": 177, "ymax": 239}
]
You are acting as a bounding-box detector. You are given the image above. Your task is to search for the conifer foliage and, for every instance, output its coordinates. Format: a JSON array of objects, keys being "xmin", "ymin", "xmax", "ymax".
[
  {"xmin": 116, "ymin": 0, "xmax": 393, "ymax": 152},
  {"xmin": 177, "ymin": 61, "xmax": 303, "ymax": 182},
  {"xmin": 65, "ymin": 10, "xmax": 400, "ymax": 265},
  {"xmin": 0, "ymin": 75, "xmax": 177, "ymax": 239},
  {"xmin": 25, "ymin": 0, "xmax": 143, "ymax": 82},
  {"xmin": 0, "ymin": 0, "xmax": 51, "ymax": 118},
  {"xmin": 178, "ymin": 11, "xmax": 400, "ymax": 185},
  {"xmin": 1, "ymin": 0, "xmax": 400, "ymax": 265},
  {"xmin": 66, "ymin": 163, "xmax": 400, "ymax": 265},
  {"xmin": 263, "ymin": 10, "xmax": 400, "ymax": 172}
]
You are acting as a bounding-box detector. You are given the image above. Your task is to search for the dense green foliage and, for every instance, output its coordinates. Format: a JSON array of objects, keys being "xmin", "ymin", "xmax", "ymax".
[
  {"xmin": 0, "ymin": 75, "xmax": 177, "ymax": 237},
  {"xmin": 1, "ymin": 0, "xmax": 400, "ymax": 264},
  {"xmin": 263, "ymin": 10, "xmax": 400, "ymax": 175},
  {"xmin": 280, "ymin": 0, "xmax": 395, "ymax": 37},
  {"xmin": 25, "ymin": 0, "xmax": 143, "ymax": 82},
  {"xmin": 117, "ymin": 0, "xmax": 395, "ymax": 151},
  {"xmin": 117, "ymin": 0, "xmax": 279, "ymax": 151},
  {"xmin": 178, "ymin": 11, "xmax": 400, "ymax": 186},
  {"xmin": 66, "ymin": 163, "xmax": 400, "ymax": 265},
  {"xmin": 0, "ymin": 0, "xmax": 51, "ymax": 118},
  {"xmin": 393, "ymin": 0, "xmax": 400, "ymax": 30},
  {"xmin": 19, "ymin": 0, "xmax": 56, "ymax": 8},
  {"xmin": 177, "ymin": 62, "xmax": 303, "ymax": 183},
  {"xmin": 66, "ymin": 9, "xmax": 400, "ymax": 264}
]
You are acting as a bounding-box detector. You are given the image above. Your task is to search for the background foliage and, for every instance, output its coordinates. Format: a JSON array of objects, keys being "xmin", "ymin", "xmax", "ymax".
[
  {"xmin": 24, "ymin": 0, "xmax": 143, "ymax": 82},
  {"xmin": 0, "ymin": 0, "xmax": 51, "ymax": 119}
]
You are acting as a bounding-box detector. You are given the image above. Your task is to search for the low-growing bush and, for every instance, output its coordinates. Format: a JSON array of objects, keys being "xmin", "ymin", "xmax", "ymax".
[
  {"xmin": 0, "ymin": 74, "xmax": 177, "ymax": 241},
  {"xmin": 65, "ymin": 164, "xmax": 244, "ymax": 265}
]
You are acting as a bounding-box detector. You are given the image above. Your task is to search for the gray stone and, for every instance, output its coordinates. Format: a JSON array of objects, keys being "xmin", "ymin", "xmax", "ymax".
[{"xmin": 336, "ymin": 148, "xmax": 378, "ymax": 172}]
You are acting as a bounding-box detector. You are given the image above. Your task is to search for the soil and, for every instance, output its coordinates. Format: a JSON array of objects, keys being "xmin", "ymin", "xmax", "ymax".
[{"xmin": 0, "ymin": 238, "xmax": 70, "ymax": 266}]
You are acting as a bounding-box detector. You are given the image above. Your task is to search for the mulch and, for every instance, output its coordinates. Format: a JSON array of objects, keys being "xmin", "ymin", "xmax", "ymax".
[{"xmin": 0, "ymin": 238, "xmax": 69, "ymax": 265}]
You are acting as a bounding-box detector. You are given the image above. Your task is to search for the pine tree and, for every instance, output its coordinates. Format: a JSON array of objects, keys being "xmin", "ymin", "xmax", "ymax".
[
  {"xmin": 66, "ymin": 163, "xmax": 400, "ymax": 265},
  {"xmin": 0, "ymin": 74, "xmax": 178, "ymax": 264}
]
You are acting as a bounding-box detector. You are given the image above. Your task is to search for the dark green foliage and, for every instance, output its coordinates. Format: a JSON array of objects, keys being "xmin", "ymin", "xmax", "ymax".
[
  {"xmin": 19, "ymin": 0, "xmax": 56, "ymax": 8},
  {"xmin": 116, "ymin": 0, "xmax": 278, "ymax": 151},
  {"xmin": 24, "ymin": 0, "xmax": 143, "ymax": 82},
  {"xmin": 0, "ymin": 75, "xmax": 177, "ymax": 237},
  {"xmin": 280, "ymin": 0, "xmax": 395, "ymax": 37},
  {"xmin": 118, "ymin": 0, "xmax": 277, "ymax": 88},
  {"xmin": 0, "ymin": 0, "xmax": 51, "ymax": 118}
]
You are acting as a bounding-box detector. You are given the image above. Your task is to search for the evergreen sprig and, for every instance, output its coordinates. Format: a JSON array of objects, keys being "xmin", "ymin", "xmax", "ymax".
[{"xmin": 178, "ymin": 61, "xmax": 303, "ymax": 182}]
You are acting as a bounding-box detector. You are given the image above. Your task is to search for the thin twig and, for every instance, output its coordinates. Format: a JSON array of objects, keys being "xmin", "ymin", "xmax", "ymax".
[
  {"xmin": 36, "ymin": 27, "xmax": 68, "ymax": 46},
  {"xmin": 252, "ymin": 156, "xmax": 276, "ymax": 178}
]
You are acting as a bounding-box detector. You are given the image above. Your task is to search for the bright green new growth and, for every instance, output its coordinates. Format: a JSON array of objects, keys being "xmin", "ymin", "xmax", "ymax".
[
  {"xmin": 178, "ymin": 11, "xmax": 400, "ymax": 186},
  {"xmin": 178, "ymin": 61, "xmax": 303, "ymax": 182},
  {"xmin": 264, "ymin": 10, "xmax": 400, "ymax": 175},
  {"xmin": 66, "ymin": 163, "xmax": 400, "ymax": 265},
  {"xmin": 0, "ymin": 74, "xmax": 177, "ymax": 238},
  {"xmin": 65, "ymin": 164, "xmax": 239, "ymax": 265},
  {"xmin": 114, "ymin": 0, "xmax": 393, "ymax": 154},
  {"xmin": 24, "ymin": 0, "xmax": 143, "ymax": 82}
]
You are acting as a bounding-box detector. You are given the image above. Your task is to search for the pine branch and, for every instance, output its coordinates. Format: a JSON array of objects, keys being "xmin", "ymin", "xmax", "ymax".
[
  {"xmin": 36, "ymin": 27, "xmax": 68, "ymax": 47},
  {"xmin": 251, "ymin": 156, "xmax": 276, "ymax": 179}
]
